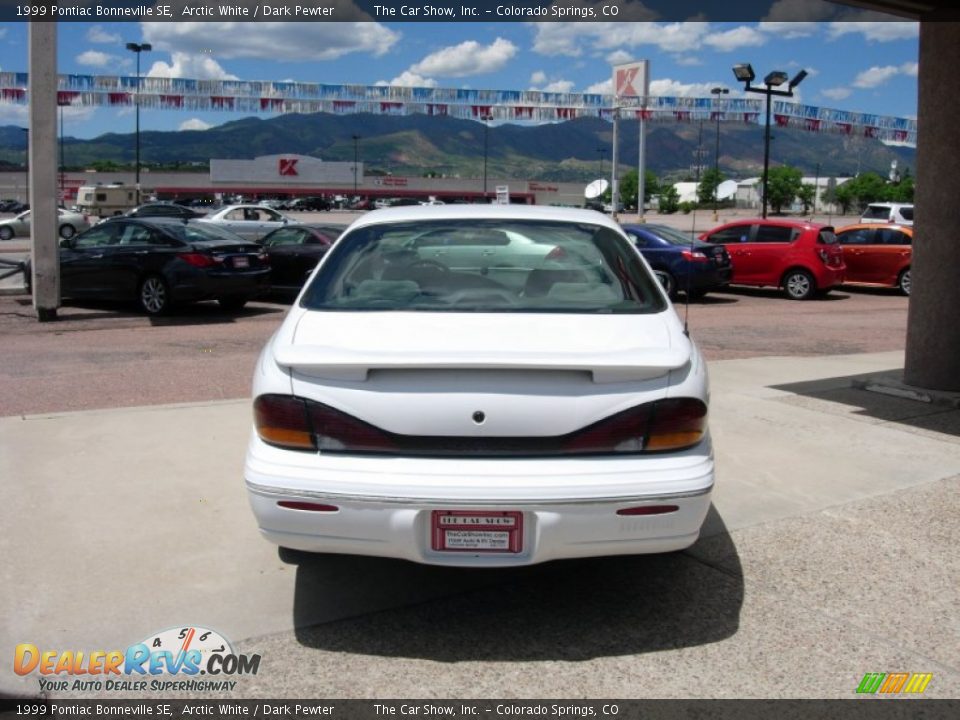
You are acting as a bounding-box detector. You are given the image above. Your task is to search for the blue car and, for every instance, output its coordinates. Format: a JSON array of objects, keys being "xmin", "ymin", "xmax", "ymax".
[{"xmin": 622, "ymin": 223, "xmax": 733, "ymax": 299}]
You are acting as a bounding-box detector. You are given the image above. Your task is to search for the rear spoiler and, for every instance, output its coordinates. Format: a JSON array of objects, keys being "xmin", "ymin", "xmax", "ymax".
[{"xmin": 273, "ymin": 345, "xmax": 689, "ymax": 383}]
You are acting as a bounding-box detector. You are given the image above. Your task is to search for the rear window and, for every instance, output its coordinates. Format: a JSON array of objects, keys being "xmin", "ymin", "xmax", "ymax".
[
  {"xmin": 817, "ymin": 229, "xmax": 838, "ymax": 245},
  {"xmin": 301, "ymin": 219, "xmax": 666, "ymax": 314},
  {"xmin": 862, "ymin": 205, "xmax": 892, "ymax": 221},
  {"xmin": 755, "ymin": 225, "xmax": 797, "ymax": 243},
  {"xmin": 899, "ymin": 207, "xmax": 914, "ymax": 221}
]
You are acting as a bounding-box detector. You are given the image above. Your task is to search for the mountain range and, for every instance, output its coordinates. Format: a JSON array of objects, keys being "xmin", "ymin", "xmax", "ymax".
[{"xmin": 0, "ymin": 112, "xmax": 916, "ymax": 184}]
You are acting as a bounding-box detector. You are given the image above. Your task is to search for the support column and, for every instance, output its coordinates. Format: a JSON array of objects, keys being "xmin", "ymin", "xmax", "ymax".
[
  {"xmin": 904, "ymin": 21, "xmax": 960, "ymax": 390},
  {"xmin": 29, "ymin": 22, "xmax": 59, "ymax": 322}
]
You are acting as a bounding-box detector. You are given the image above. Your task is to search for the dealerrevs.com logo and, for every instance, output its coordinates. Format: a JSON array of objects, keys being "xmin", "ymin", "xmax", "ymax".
[{"xmin": 14, "ymin": 626, "xmax": 261, "ymax": 694}]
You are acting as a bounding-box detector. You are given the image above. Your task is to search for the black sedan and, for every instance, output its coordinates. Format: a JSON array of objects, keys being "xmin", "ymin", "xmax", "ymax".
[
  {"xmin": 621, "ymin": 223, "xmax": 732, "ymax": 299},
  {"xmin": 29, "ymin": 218, "xmax": 271, "ymax": 315},
  {"xmin": 259, "ymin": 223, "xmax": 345, "ymax": 295},
  {"xmin": 121, "ymin": 202, "xmax": 209, "ymax": 220}
]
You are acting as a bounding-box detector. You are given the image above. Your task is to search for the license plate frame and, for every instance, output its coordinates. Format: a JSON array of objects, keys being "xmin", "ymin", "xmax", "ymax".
[
  {"xmin": 232, "ymin": 256, "xmax": 250, "ymax": 269},
  {"xmin": 431, "ymin": 510, "xmax": 523, "ymax": 553}
]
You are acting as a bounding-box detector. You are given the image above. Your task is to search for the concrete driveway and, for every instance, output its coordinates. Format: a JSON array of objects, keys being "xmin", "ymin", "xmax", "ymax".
[{"xmin": 2, "ymin": 350, "xmax": 958, "ymax": 699}]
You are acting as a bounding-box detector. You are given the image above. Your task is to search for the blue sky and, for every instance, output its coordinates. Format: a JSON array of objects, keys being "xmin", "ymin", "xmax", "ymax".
[{"xmin": 0, "ymin": 13, "xmax": 919, "ymax": 139}]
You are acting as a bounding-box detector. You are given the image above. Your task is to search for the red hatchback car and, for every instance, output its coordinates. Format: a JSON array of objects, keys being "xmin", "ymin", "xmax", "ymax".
[
  {"xmin": 834, "ymin": 223, "xmax": 913, "ymax": 295},
  {"xmin": 700, "ymin": 219, "xmax": 846, "ymax": 300}
]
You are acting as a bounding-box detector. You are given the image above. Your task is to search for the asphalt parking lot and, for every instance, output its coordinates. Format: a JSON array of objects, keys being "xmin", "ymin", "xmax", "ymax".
[{"xmin": 2, "ymin": 214, "xmax": 959, "ymax": 701}]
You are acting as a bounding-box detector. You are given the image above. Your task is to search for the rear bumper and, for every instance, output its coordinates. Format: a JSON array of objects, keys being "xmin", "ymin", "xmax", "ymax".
[
  {"xmin": 172, "ymin": 269, "xmax": 271, "ymax": 302},
  {"xmin": 244, "ymin": 433, "xmax": 715, "ymax": 567}
]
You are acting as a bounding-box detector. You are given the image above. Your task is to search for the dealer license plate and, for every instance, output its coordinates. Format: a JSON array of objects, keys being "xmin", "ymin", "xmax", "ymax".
[
  {"xmin": 232, "ymin": 256, "xmax": 250, "ymax": 269},
  {"xmin": 431, "ymin": 510, "xmax": 523, "ymax": 553}
]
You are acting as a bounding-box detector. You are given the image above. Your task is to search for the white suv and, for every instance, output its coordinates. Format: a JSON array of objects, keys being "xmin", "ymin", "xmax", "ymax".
[{"xmin": 861, "ymin": 203, "xmax": 913, "ymax": 226}]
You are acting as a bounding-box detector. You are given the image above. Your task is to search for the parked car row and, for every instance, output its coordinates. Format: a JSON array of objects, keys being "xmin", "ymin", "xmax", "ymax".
[
  {"xmin": 619, "ymin": 217, "xmax": 913, "ymax": 301},
  {"xmin": 22, "ymin": 205, "xmax": 914, "ymax": 317}
]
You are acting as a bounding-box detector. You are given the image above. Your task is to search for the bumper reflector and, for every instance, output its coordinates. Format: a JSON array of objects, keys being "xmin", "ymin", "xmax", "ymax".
[{"xmin": 616, "ymin": 505, "xmax": 679, "ymax": 516}]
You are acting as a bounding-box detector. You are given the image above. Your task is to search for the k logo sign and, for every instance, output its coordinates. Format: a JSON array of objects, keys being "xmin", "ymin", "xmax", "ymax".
[{"xmin": 278, "ymin": 158, "xmax": 299, "ymax": 176}]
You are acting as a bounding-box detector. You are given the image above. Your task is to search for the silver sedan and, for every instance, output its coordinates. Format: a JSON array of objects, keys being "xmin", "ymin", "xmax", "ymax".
[
  {"xmin": 0, "ymin": 209, "xmax": 93, "ymax": 241},
  {"xmin": 197, "ymin": 204, "xmax": 299, "ymax": 241}
]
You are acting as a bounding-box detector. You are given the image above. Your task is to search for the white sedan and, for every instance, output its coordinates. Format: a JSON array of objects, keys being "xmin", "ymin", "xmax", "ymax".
[
  {"xmin": 198, "ymin": 204, "xmax": 298, "ymax": 241},
  {"xmin": 0, "ymin": 208, "xmax": 93, "ymax": 241},
  {"xmin": 244, "ymin": 205, "xmax": 714, "ymax": 567}
]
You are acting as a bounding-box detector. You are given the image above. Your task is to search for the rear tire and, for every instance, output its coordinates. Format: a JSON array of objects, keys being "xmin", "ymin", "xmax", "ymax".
[
  {"xmin": 898, "ymin": 268, "xmax": 911, "ymax": 296},
  {"xmin": 138, "ymin": 275, "xmax": 170, "ymax": 316},
  {"xmin": 654, "ymin": 270, "xmax": 677, "ymax": 299},
  {"xmin": 783, "ymin": 269, "xmax": 816, "ymax": 300},
  {"xmin": 0, "ymin": 226, "xmax": 13, "ymax": 241},
  {"xmin": 59, "ymin": 224, "xmax": 76, "ymax": 240}
]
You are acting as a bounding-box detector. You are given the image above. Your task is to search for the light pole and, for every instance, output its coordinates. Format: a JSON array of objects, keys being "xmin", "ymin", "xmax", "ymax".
[
  {"xmin": 597, "ymin": 146, "xmax": 605, "ymax": 178},
  {"xmin": 351, "ymin": 134, "xmax": 360, "ymax": 195},
  {"xmin": 732, "ymin": 63, "xmax": 807, "ymax": 218},
  {"xmin": 125, "ymin": 42, "xmax": 151, "ymax": 205},
  {"xmin": 21, "ymin": 128, "xmax": 28, "ymax": 205},
  {"xmin": 58, "ymin": 98, "xmax": 69, "ymax": 206},
  {"xmin": 481, "ymin": 114, "xmax": 494, "ymax": 201},
  {"xmin": 710, "ymin": 87, "xmax": 729, "ymax": 221}
]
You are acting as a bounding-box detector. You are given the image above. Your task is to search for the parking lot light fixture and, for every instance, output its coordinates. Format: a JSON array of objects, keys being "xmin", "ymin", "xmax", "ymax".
[
  {"xmin": 125, "ymin": 42, "xmax": 152, "ymax": 205},
  {"xmin": 733, "ymin": 63, "xmax": 807, "ymax": 219},
  {"xmin": 732, "ymin": 64, "xmax": 755, "ymax": 83}
]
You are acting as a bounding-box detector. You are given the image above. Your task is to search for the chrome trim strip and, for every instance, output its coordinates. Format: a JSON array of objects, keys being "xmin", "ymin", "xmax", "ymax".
[{"xmin": 245, "ymin": 480, "xmax": 713, "ymax": 506}]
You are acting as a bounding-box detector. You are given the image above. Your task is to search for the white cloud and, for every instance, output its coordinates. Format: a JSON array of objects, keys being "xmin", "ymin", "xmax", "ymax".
[
  {"xmin": 378, "ymin": 71, "xmax": 438, "ymax": 88},
  {"xmin": 605, "ymin": 50, "xmax": 633, "ymax": 66},
  {"xmin": 585, "ymin": 79, "xmax": 612, "ymax": 95},
  {"xmin": 140, "ymin": 21, "xmax": 399, "ymax": 63},
  {"xmin": 532, "ymin": 22, "xmax": 707, "ymax": 58},
  {"xmin": 852, "ymin": 65, "xmax": 901, "ymax": 89},
  {"xmin": 179, "ymin": 118, "xmax": 212, "ymax": 131},
  {"xmin": 76, "ymin": 50, "xmax": 116, "ymax": 68},
  {"xmin": 703, "ymin": 26, "xmax": 768, "ymax": 52},
  {"xmin": 147, "ymin": 52, "xmax": 239, "ymax": 81},
  {"xmin": 827, "ymin": 22, "xmax": 919, "ymax": 42},
  {"xmin": 650, "ymin": 79, "xmax": 735, "ymax": 98},
  {"xmin": 542, "ymin": 80, "xmax": 575, "ymax": 93},
  {"xmin": 759, "ymin": 21, "xmax": 820, "ymax": 38},
  {"xmin": 530, "ymin": 71, "xmax": 547, "ymax": 85},
  {"xmin": 821, "ymin": 87, "xmax": 852, "ymax": 101},
  {"xmin": 410, "ymin": 38, "xmax": 517, "ymax": 78},
  {"xmin": 900, "ymin": 62, "xmax": 919, "ymax": 77},
  {"xmin": 86, "ymin": 25, "xmax": 121, "ymax": 44},
  {"xmin": 675, "ymin": 56, "xmax": 703, "ymax": 67},
  {"xmin": 0, "ymin": 104, "xmax": 28, "ymax": 124}
]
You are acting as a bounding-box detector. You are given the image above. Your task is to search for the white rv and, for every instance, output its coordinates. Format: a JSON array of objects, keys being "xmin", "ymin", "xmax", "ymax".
[{"xmin": 75, "ymin": 183, "xmax": 139, "ymax": 218}]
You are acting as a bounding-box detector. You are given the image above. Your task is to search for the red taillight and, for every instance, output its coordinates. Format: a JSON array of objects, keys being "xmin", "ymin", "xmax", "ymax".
[
  {"xmin": 277, "ymin": 501, "xmax": 339, "ymax": 512},
  {"xmin": 562, "ymin": 397, "xmax": 707, "ymax": 455},
  {"xmin": 646, "ymin": 398, "xmax": 708, "ymax": 452},
  {"xmin": 563, "ymin": 404, "xmax": 652, "ymax": 454},
  {"xmin": 254, "ymin": 394, "xmax": 395, "ymax": 453},
  {"xmin": 680, "ymin": 249, "xmax": 709, "ymax": 263},
  {"xmin": 254, "ymin": 395, "xmax": 314, "ymax": 450},
  {"xmin": 307, "ymin": 402, "xmax": 396, "ymax": 453},
  {"xmin": 177, "ymin": 252, "xmax": 221, "ymax": 268},
  {"xmin": 616, "ymin": 505, "xmax": 679, "ymax": 516}
]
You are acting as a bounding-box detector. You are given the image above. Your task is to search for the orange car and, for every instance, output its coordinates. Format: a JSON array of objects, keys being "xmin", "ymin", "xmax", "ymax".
[{"xmin": 835, "ymin": 223, "xmax": 913, "ymax": 295}]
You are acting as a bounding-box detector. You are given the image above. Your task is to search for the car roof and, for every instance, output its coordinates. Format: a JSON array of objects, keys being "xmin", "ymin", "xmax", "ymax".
[
  {"xmin": 836, "ymin": 223, "xmax": 913, "ymax": 233},
  {"xmin": 347, "ymin": 204, "xmax": 622, "ymax": 232},
  {"xmin": 709, "ymin": 218, "xmax": 825, "ymax": 230}
]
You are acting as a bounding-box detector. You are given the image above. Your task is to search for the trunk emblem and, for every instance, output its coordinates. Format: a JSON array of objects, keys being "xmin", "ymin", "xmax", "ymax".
[{"xmin": 472, "ymin": 411, "xmax": 486, "ymax": 424}]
